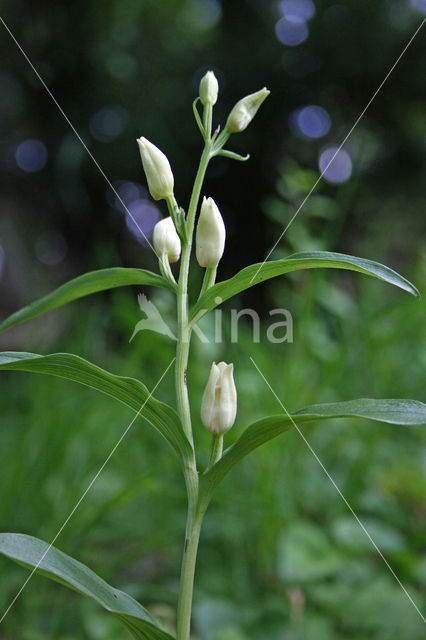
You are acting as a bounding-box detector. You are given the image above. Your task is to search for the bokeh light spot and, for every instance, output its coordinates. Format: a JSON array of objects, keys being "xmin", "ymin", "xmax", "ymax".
[
  {"xmin": 15, "ymin": 139, "xmax": 47, "ymax": 172},
  {"xmin": 187, "ymin": 0, "xmax": 222, "ymax": 29},
  {"xmin": 106, "ymin": 180, "xmax": 147, "ymax": 211},
  {"xmin": 35, "ymin": 231, "xmax": 68, "ymax": 266},
  {"xmin": 280, "ymin": 0, "xmax": 315, "ymax": 20},
  {"xmin": 298, "ymin": 105, "xmax": 331, "ymax": 138},
  {"xmin": 410, "ymin": 0, "xmax": 426, "ymax": 15},
  {"xmin": 319, "ymin": 147, "xmax": 352, "ymax": 184},
  {"xmin": 126, "ymin": 199, "xmax": 161, "ymax": 246},
  {"xmin": 106, "ymin": 52, "xmax": 138, "ymax": 81},
  {"xmin": 90, "ymin": 107, "xmax": 128, "ymax": 142},
  {"xmin": 275, "ymin": 16, "xmax": 309, "ymax": 46}
]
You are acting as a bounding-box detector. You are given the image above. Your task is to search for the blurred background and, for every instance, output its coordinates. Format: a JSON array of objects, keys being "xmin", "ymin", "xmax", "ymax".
[{"xmin": 0, "ymin": 0, "xmax": 425, "ymax": 638}]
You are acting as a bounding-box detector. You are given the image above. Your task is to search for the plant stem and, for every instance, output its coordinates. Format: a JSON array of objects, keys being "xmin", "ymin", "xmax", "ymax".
[
  {"xmin": 176, "ymin": 499, "xmax": 203, "ymax": 640},
  {"xmin": 175, "ymin": 143, "xmax": 212, "ymax": 449},
  {"xmin": 207, "ymin": 434, "xmax": 223, "ymax": 469},
  {"xmin": 175, "ymin": 141, "xmax": 212, "ymax": 639},
  {"xmin": 159, "ymin": 253, "xmax": 177, "ymax": 287},
  {"xmin": 198, "ymin": 266, "xmax": 217, "ymax": 299},
  {"xmin": 203, "ymin": 103, "xmax": 212, "ymax": 139}
]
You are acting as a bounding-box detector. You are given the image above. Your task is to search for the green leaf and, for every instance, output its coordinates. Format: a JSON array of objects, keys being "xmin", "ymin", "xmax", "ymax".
[
  {"xmin": 190, "ymin": 251, "xmax": 419, "ymax": 323},
  {"xmin": 199, "ymin": 399, "xmax": 426, "ymax": 510},
  {"xmin": 0, "ymin": 352, "xmax": 192, "ymax": 462},
  {"xmin": 331, "ymin": 516, "xmax": 405, "ymax": 553},
  {"xmin": 0, "ymin": 268, "xmax": 174, "ymax": 334},
  {"xmin": 192, "ymin": 96, "xmax": 206, "ymax": 138},
  {"xmin": 217, "ymin": 149, "xmax": 250, "ymax": 162},
  {"xmin": 0, "ymin": 533, "xmax": 174, "ymax": 640},
  {"xmin": 292, "ymin": 398, "xmax": 426, "ymax": 425},
  {"xmin": 278, "ymin": 521, "xmax": 346, "ymax": 583}
]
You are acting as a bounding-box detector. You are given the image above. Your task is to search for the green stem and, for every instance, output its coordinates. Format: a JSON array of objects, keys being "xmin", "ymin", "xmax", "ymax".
[
  {"xmin": 212, "ymin": 129, "xmax": 230, "ymax": 153},
  {"xmin": 207, "ymin": 434, "xmax": 223, "ymax": 469},
  {"xmin": 198, "ymin": 266, "xmax": 217, "ymax": 299},
  {"xmin": 175, "ymin": 143, "xmax": 212, "ymax": 448},
  {"xmin": 175, "ymin": 142, "xmax": 213, "ymax": 640},
  {"xmin": 166, "ymin": 195, "xmax": 178, "ymax": 221},
  {"xmin": 203, "ymin": 103, "xmax": 212, "ymax": 139},
  {"xmin": 159, "ymin": 253, "xmax": 177, "ymax": 287},
  {"xmin": 175, "ymin": 105, "xmax": 231, "ymax": 638},
  {"xmin": 176, "ymin": 491, "xmax": 203, "ymax": 640}
]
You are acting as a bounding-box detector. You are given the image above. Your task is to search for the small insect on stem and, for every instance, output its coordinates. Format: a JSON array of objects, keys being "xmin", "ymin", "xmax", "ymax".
[
  {"xmin": 184, "ymin": 538, "xmax": 189, "ymax": 552},
  {"xmin": 184, "ymin": 369, "xmax": 187, "ymax": 385}
]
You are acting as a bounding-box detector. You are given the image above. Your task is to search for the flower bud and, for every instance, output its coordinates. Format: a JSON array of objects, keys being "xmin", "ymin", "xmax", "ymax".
[
  {"xmin": 199, "ymin": 70, "xmax": 219, "ymax": 106},
  {"xmin": 196, "ymin": 197, "xmax": 225, "ymax": 268},
  {"xmin": 201, "ymin": 362, "xmax": 237, "ymax": 435},
  {"xmin": 153, "ymin": 217, "xmax": 181, "ymax": 263},
  {"xmin": 225, "ymin": 87, "xmax": 270, "ymax": 133},
  {"xmin": 137, "ymin": 137, "xmax": 174, "ymax": 201}
]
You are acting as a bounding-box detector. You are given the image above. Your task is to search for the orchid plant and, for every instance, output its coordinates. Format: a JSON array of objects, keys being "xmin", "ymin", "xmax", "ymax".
[{"xmin": 0, "ymin": 71, "xmax": 425, "ymax": 640}]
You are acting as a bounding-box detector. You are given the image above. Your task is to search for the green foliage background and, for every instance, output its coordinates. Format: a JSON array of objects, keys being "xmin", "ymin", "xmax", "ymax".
[{"xmin": 0, "ymin": 0, "xmax": 425, "ymax": 638}]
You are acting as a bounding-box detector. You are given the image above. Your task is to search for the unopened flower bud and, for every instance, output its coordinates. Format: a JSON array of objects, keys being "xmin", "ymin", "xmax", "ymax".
[
  {"xmin": 196, "ymin": 197, "xmax": 225, "ymax": 268},
  {"xmin": 199, "ymin": 70, "xmax": 219, "ymax": 105},
  {"xmin": 153, "ymin": 217, "xmax": 181, "ymax": 263},
  {"xmin": 225, "ymin": 87, "xmax": 270, "ymax": 133},
  {"xmin": 201, "ymin": 362, "xmax": 237, "ymax": 435},
  {"xmin": 137, "ymin": 137, "xmax": 174, "ymax": 201}
]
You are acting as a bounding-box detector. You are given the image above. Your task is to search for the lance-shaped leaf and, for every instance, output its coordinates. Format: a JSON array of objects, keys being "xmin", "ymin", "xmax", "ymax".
[
  {"xmin": 190, "ymin": 251, "xmax": 419, "ymax": 323},
  {"xmin": 0, "ymin": 268, "xmax": 174, "ymax": 334},
  {"xmin": 198, "ymin": 399, "xmax": 426, "ymax": 511},
  {"xmin": 0, "ymin": 533, "xmax": 174, "ymax": 640},
  {"xmin": 0, "ymin": 352, "xmax": 192, "ymax": 461}
]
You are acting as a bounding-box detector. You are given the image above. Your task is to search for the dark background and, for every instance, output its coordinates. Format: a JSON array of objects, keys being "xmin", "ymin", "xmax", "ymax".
[
  {"xmin": 0, "ymin": 1, "xmax": 425, "ymax": 639},
  {"xmin": 1, "ymin": 0, "xmax": 425, "ymax": 315}
]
